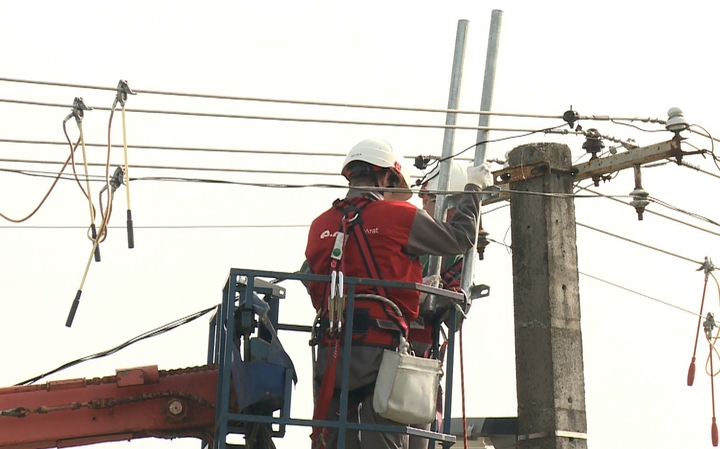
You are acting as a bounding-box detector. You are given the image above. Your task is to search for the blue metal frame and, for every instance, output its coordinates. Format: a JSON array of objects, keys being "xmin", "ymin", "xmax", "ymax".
[{"xmin": 208, "ymin": 268, "xmax": 465, "ymax": 449}]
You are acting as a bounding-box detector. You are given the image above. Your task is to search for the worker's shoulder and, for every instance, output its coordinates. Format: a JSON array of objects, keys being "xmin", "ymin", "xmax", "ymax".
[{"xmin": 368, "ymin": 199, "xmax": 418, "ymax": 212}]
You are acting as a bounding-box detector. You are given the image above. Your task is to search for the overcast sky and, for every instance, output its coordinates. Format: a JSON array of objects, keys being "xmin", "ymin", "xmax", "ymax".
[{"xmin": 2, "ymin": 1, "xmax": 720, "ymax": 448}]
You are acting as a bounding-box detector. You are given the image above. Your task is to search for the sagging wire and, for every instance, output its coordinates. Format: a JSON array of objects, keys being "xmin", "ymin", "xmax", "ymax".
[
  {"xmin": 16, "ymin": 305, "xmax": 216, "ymax": 386},
  {"xmin": 690, "ymin": 124, "xmax": 720, "ymax": 172},
  {"xmin": 0, "ymin": 138, "xmax": 81, "ymax": 222},
  {"xmin": 412, "ymin": 123, "xmax": 570, "ymax": 187},
  {"xmin": 63, "ymin": 97, "xmax": 101, "ymax": 263}
]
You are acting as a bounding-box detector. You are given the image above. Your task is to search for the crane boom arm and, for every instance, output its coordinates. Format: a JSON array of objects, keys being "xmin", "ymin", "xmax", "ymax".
[{"xmin": 0, "ymin": 365, "xmax": 218, "ymax": 449}]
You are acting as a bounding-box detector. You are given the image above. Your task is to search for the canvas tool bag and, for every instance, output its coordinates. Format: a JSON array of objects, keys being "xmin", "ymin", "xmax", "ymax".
[{"xmin": 373, "ymin": 335, "xmax": 442, "ymax": 425}]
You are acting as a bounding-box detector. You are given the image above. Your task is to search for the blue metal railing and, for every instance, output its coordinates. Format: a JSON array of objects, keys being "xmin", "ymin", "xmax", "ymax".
[{"xmin": 208, "ymin": 268, "xmax": 466, "ymax": 449}]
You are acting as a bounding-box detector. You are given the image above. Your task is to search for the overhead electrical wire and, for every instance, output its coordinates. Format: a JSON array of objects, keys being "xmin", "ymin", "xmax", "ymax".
[
  {"xmin": 648, "ymin": 196, "xmax": 720, "ymax": 227},
  {"xmin": 577, "ymin": 186, "xmax": 720, "ymax": 239},
  {"xmin": 576, "ymin": 222, "xmax": 703, "ymax": 265},
  {"xmin": 0, "ymin": 98, "xmax": 562, "ymax": 132},
  {"xmin": 0, "ymin": 224, "xmax": 310, "ymax": 230},
  {"xmin": 486, "ymin": 239, "xmax": 700, "ymax": 317},
  {"xmin": 0, "ymin": 76, "xmax": 561, "ymax": 119},
  {"xmin": 15, "ymin": 305, "xmax": 217, "ymax": 386},
  {"xmin": 679, "ymin": 160, "xmax": 720, "ymax": 181},
  {"xmin": 0, "ymin": 77, "xmax": 672, "ymax": 129},
  {"xmin": 0, "ymin": 157, "xmax": 344, "ymax": 177},
  {"xmin": 0, "ymin": 137, "xmax": 477, "ymax": 161},
  {"xmin": 578, "ymin": 270, "xmax": 699, "ymax": 317}
]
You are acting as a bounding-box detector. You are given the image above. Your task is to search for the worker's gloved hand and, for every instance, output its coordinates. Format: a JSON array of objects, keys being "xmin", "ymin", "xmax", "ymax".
[
  {"xmin": 467, "ymin": 163, "xmax": 493, "ymax": 189},
  {"xmin": 419, "ymin": 274, "xmax": 442, "ymax": 304}
]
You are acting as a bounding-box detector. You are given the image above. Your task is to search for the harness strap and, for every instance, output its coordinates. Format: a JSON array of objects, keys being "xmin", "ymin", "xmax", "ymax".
[
  {"xmin": 311, "ymin": 339, "xmax": 340, "ymax": 447},
  {"xmin": 311, "ymin": 196, "xmax": 373, "ymax": 448},
  {"xmin": 441, "ymin": 257, "xmax": 464, "ymax": 290}
]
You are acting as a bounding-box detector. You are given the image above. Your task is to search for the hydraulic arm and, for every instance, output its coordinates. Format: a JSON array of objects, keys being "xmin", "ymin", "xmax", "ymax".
[{"xmin": 0, "ymin": 365, "xmax": 218, "ymax": 449}]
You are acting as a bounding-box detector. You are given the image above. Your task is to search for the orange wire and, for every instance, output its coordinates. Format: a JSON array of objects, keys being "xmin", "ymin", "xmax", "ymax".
[
  {"xmin": 0, "ymin": 138, "xmax": 80, "ymax": 222},
  {"xmin": 460, "ymin": 322, "xmax": 468, "ymax": 449}
]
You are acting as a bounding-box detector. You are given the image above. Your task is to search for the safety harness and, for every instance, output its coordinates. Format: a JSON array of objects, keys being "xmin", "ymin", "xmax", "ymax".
[{"xmin": 310, "ymin": 196, "xmax": 409, "ymax": 449}]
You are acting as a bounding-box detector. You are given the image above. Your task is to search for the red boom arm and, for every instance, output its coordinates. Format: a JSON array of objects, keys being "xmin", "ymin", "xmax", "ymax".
[{"xmin": 0, "ymin": 365, "xmax": 218, "ymax": 449}]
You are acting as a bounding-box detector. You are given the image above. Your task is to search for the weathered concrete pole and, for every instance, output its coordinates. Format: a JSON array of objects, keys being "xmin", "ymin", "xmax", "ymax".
[{"xmin": 508, "ymin": 142, "xmax": 588, "ymax": 449}]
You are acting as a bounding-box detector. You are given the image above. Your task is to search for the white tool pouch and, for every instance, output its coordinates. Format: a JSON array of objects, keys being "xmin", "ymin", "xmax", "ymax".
[{"xmin": 373, "ymin": 337, "xmax": 441, "ymax": 425}]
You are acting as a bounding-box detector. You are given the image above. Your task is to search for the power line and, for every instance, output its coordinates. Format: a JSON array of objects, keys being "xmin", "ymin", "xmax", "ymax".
[
  {"xmin": 487, "ymin": 239, "xmax": 700, "ymax": 317},
  {"xmin": 578, "ymin": 186, "xmax": 720, "ymax": 239},
  {"xmin": 14, "ymin": 305, "xmax": 217, "ymax": 386},
  {"xmin": 0, "ymin": 76, "xmax": 562, "ymax": 120},
  {"xmin": 0, "ymin": 224, "xmax": 309, "ymax": 230},
  {"xmin": 0, "ymin": 157, "xmax": 342, "ymax": 177},
  {"xmin": 578, "ymin": 270, "xmax": 699, "ymax": 317},
  {"xmin": 679, "ymin": 159, "xmax": 720, "ymax": 180},
  {"xmin": 1, "ymin": 162, "xmax": 643, "ymax": 202},
  {"xmin": 649, "ymin": 196, "xmax": 720, "ymax": 227},
  {"xmin": 0, "ymin": 98, "xmax": 564, "ymax": 132},
  {"xmin": 0, "ymin": 138, "xmax": 350, "ymax": 158},
  {"xmin": 576, "ymin": 221, "xmax": 703, "ymax": 265}
]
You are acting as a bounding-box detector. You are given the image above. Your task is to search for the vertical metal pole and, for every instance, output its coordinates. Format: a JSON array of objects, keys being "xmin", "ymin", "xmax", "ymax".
[
  {"xmin": 426, "ymin": 19, "xmax": 469, "ymax": 311},
  {"xmin": 459, "ymin": 9, "xmax": 503, "ymax": 294}
]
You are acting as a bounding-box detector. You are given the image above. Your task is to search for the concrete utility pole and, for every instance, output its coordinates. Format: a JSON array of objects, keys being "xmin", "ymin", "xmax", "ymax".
[{"xmin": 508, "ymin": 143, "xmax": 588, "ymax": 449}]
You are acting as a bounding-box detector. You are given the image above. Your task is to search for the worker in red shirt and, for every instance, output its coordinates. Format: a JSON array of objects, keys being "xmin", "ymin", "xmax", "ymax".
[
  {"xmin": 305, "ymin": 138, "xmax": 491, "ymax": 449},
  {"xmin": 409, "ymin": 160, "xmax": 469, "ymax": 449}
]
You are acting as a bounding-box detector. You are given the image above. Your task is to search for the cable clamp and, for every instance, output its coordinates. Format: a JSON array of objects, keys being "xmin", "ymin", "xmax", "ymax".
[
  {"xmin": 115, "ymin": 79, "xmax": 136, "ymax": 107},
  {"xmin": 65, "ymin": 97, "xmax": 92, "ymax": 123},
  {"xmin": 698, "ymin": 256, "xmax": 716, "ymax": 280},
  {"xmin": 100, "ymin": 166, "xmax": 126, "ymax": 196},
  {"xmin": 704, "ymin": 312, "xmax": 717, "ymax": 341}
]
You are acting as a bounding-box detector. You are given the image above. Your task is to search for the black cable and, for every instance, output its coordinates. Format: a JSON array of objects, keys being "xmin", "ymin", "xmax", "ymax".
[
  {"xmin": 15, "ymin": 305, "xmax": 216, "ymax": 386},
  {"xmin": 437, "ymin": 123, "xmax": 570, "ymax": 163}
]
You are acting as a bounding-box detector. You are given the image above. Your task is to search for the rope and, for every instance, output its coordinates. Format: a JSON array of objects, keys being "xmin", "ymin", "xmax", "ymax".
[{"xmin": 460, "ymin": 323, "xmax": 468, "ymax": 449}]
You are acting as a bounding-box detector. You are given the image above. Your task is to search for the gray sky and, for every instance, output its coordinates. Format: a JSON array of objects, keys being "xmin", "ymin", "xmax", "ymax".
[{"xmin": 1, "ymin": 1, "xmax": 720, "ymax": 448}]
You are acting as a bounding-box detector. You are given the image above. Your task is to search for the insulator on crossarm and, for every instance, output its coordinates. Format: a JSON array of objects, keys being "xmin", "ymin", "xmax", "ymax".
[{"xmin": 666, "ymin": 107, "xmax": 689, "ymax": 134}]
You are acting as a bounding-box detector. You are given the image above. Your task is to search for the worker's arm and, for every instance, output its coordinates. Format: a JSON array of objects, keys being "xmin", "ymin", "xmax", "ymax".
[{"xmin": 406, "ymin": 183, "xmax": 482, "ymax": 256}]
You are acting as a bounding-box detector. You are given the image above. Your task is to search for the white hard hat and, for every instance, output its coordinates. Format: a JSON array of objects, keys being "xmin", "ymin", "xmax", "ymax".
[
  {"xmin": 341, "ymin": 138, "xmax": 412, "ymax": 200},
  {"xmin": 419, "ymin": 160, "xmax": 468, "ymax": 196}
]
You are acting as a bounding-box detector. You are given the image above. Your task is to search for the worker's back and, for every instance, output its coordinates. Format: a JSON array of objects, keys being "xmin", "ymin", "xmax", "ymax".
[{"xmin": 305, "ymin": 194, "xmax": 422, "ymax": 324}]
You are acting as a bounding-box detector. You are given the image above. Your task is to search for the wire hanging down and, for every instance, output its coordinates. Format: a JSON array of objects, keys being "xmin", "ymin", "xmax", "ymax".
[{"xmin": 16, "ymin": 305, "xmax": 217, "ymax": 386}]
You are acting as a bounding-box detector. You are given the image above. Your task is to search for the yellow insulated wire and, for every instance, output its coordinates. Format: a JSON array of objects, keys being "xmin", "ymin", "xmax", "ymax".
[
  {"xmin": 76, "ymin": 121, "xmax": 101, "ymax": 262},
  {"xmin": 77, "ymin": 121, "xmax": 95, "ymax": 224},
  {"xmin": 122, "ymin": 105, "xmax": 130, "ymax": 210},
  {"xmin": 122, "ymin": 104, "xmax": 135, "ymax": 248},
  {"xmin": 65, "ymin": 200, "xmax": 114, "ymax": 327}
]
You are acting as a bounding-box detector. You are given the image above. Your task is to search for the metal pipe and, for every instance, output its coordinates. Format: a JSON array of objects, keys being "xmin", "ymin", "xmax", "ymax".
[
  {"xmin": 426, "ymin": 19, "xmax": 469, "ymax": 312},
  {"xmin": 460, "ymin": 9, "xmax": 503, "ymax": 295}
]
